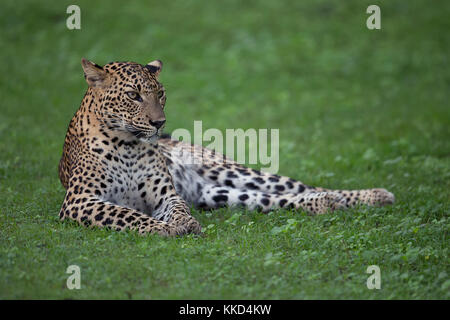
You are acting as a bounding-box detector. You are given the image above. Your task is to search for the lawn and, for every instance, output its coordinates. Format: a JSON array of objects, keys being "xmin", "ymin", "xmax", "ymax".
[{"xmin": 0, "ymin": 0, "xmax": 449, "ymax": 299}]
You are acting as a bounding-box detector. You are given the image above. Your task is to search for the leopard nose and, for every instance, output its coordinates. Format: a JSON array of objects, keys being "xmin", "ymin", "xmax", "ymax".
[{"xmin": 150, "ymin": 120, "xmax": 166, "ymax": 129}]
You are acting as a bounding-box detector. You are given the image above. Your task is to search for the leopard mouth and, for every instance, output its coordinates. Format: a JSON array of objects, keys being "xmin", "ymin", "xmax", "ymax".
[{"xmin": 128, "ymin": 127, "xmax": 159, "ymax": 143}]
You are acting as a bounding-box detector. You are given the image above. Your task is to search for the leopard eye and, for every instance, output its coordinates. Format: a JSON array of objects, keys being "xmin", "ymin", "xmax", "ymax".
[{"xmin": 126, "ymin": 91, "xmax": 142, "ymax": 102}]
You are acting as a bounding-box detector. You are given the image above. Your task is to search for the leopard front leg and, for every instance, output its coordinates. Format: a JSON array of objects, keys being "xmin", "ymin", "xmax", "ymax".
[
  {"xmin": 60, "ymin": 179, "xmax": 185, "ymax": 236},
  {"xmin": 142, "ymin": 168, "xmax": 202, "ymax": 234},
  {"xmin": 152, "ymin": 194, "xmax": 202, "ymax": 234}
]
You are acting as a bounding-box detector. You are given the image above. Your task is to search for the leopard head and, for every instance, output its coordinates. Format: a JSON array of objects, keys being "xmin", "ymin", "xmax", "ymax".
[{"xmin": 81, "ymin": 58, "xmax": 167, "ymax": 143}]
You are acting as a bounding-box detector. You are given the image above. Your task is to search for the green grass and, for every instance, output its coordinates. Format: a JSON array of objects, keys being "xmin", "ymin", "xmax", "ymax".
[{"xmin": 0, "ymin": 0, "xmax": 449, "ymax": 299}]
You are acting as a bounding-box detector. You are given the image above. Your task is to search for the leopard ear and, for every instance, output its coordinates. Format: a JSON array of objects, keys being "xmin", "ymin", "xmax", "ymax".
[
  {"xmin": 146, "ymin": 60, "xmax": 163, "ymax": 77},
  {"xmin": 81, "ymin": 58, "xmax": 108, "ymax": 88}
]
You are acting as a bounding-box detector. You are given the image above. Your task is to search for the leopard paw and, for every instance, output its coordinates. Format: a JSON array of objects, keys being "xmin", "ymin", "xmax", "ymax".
[
  {"xmin": 185, "ymin": 217, "xmax": 202, "ymax": 234},
  {"xmin": 171, "ymin": 215, "xmax": 202, "ymax": 235}
]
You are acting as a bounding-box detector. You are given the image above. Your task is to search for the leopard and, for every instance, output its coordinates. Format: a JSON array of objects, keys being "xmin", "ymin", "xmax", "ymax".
[{"xmin": 58, "ymin": 58, "xmax": 395, "ymax": 236}]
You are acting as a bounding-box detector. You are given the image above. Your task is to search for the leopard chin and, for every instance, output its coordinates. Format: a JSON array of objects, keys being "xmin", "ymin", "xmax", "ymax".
[
  {"xmin": 128, "ymin": 127, "xmax": 159, "ymax": 144},
  {"xmin": 141, "ymin": 133, "xmax": 159, "ymax": 144}
]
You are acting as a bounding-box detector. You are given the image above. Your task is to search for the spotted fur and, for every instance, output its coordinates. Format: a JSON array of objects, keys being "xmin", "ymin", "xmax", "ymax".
[{"xmin": 58, "ymin": 58, "xmax": 395, "ymax": 236}]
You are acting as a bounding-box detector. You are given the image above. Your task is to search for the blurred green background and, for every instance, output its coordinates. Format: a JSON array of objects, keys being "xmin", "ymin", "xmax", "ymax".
[{"xmin": 0, "ymin": 0, "xmax": 448, "ymax": 299}]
